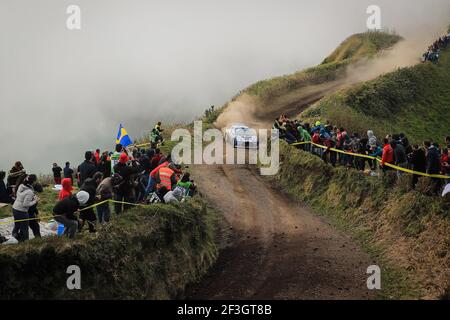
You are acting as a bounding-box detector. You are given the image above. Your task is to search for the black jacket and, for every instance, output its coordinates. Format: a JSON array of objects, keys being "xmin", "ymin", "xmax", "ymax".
[
  {"xmin": 52, "ymin": 166, "xmax": 62, "ymax": 178},
  {"xmin": 98, "ymin": 157, "xmax": 112, "ymax": 178},
  {"xmin": 393, "ymin": 143, "xmax": 407, "ymax": 164},
  {"xmin": 113, "ymin": 162, "xmax": 139, "ymax": 194},
  {"xmin": 64, "ymin": 166, "xmax": 74, "ymax": 179},
  {"xmin": 53, "ymin": 196, "xmax": 80, "ymax": 220},
  {"xmin": 427, "ymin": 146, "xmax": 441, "ymax": 174},
  {"xmin": 81, "ymin": 178, "xmax": 98, "ymax": 204},
  {"xmin": 0, "ymin": 180, "xmax": 12, "ymax": 204},
  {"xmin": 410, "ymin": 148, "xmax": 427, "ymax": 173},
  {"xmin": 77, "ymin": 161, "xmax": 98, "ymax": 186}
]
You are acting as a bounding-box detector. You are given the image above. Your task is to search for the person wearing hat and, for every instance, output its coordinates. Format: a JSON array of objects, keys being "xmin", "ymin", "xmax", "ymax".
[
  {"xmin": 113, "ymin": 153, "xmax": 139, "ymax": 214},
  {"xmin": 53, "ymin": 191, "xmax": 89, "ymax": 238}
]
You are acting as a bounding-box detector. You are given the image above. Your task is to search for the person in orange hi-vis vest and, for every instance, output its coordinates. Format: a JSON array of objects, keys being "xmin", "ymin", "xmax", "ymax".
[{"xmin": 156, "ymin": 166, "xmax": 176, "ymax": 191}]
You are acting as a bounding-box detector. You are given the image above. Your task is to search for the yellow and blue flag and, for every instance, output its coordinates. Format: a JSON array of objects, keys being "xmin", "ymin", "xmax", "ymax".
[{"xmin": 116, "ymin": 124, "xmax": 133, "ymax": 147}]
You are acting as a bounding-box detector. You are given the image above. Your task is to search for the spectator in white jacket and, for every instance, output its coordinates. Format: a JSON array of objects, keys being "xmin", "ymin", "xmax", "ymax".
[{"xmin": 12, "ymin": 174, "xmax": 38, "ymax": 242}]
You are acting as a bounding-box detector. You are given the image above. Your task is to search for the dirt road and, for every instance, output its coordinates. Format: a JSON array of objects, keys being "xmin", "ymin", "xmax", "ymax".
[
  {"xmin": 183, "ymin": 55, "xmax": 397, "ymax": 299},
  {"xmin": 185, "ymin": 164, "xmax": 375, "ymax": 300}
]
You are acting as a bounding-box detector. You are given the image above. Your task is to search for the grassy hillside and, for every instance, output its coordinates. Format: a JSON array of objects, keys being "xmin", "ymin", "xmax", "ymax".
[
  {"xmin": 301, "ymin": 43, "xmax": 450, "ymax": 144},
  {"xmin": 244, "ymin": 32, "xmax": 402, "ymax": 103},
  {"xmin": 322, "ymin": 32, "xmax": 401, "ymax": 64},
  {"xmin": 271, "ymin": 143, "xmax": 450, "ymax": 299},
  {"xmin": 0, "ymin": 199, "xmax": 219, "ymax": 299}
]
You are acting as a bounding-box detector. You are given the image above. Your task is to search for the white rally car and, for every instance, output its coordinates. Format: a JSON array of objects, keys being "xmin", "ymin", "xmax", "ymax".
[{"xmin": 224, "ymin": 124, "xmax": 258, "ymax": 149}]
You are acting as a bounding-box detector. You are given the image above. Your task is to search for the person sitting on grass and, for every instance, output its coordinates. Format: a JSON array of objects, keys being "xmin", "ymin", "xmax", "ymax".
[{"xmin": 177, "ymin": 173, "xmax": 197, "ymax": 197}]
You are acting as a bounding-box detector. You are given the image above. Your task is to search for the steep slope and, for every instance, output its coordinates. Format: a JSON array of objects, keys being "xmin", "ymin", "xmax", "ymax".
[
  {"xmin": 322, "ymin": 32, "xmax": 402, "ymax": 64},
  {"xmin": 208, "ymin": 29, "xmax": 450, "ymax": 299},
  {"xmin": 301, "ymin": 38, "xmax": 450, "ymax": 143},
  {"xmin": 216, "ymin": 32, "xmax": 404, "ymax": 128},
  {"xmin": 245, "ymin": 32, "xmax": 402, "ymax": 101}
]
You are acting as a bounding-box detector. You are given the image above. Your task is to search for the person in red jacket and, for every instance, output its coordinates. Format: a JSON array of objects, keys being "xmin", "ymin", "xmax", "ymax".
[
  {"xmin": 381, "ymin": 138, "xmax": 394, "ymax": 171},
  {"xmin": 94, "ymin": 149, "xmax": 101, "ymax": 165},
  {"xmin": 311, "ymin": 129, "xmax": 322, "ymax": 156},
  {"xmin": 58, "ymin": 178, "xmax": 73, "ymax": 200}
]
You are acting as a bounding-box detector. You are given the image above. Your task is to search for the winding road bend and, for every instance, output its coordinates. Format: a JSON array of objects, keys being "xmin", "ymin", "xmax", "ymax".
[{"xmin": 185, "ymin": 164, "xmax": 375, "ymax": 300}]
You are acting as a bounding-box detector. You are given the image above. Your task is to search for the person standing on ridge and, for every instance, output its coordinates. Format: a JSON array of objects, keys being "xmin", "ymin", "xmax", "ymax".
[
  {"xmin": 64, "ymin": 162, "xmax": 74, "ymax": 185},
  {"xmin": 11, "ymin": 174, "xmax": 39, "ymax": 242},
  {"xmin": 98, "ymin": 151, "xmax": 112, "ymax": 178},
  {"xmin": 381, "ymin": 138, "xmax": 394, "ymax": 171},
  {"xmin": 0, "ymin": 171, "xmax": 13, "ymax": 204},
  {"xmin": 94, "ymin": 149, "xmax": 101, "ymax": 165},
  {"xmin": 80, "ymin": 172, "xmax": 103, "ymax": 233},
  {"xmin": 151, "ymin": 122, "xmax": 164, "ymax": 145},
  {"xmin": 409, "ymin": 145, "xmax": 427, "ymax": 189},
  {"xmin": 110, "ymin": 144, "xmax": 124, "ymax": 175},
  {"xmin": 7, "ymin": 161, "xmax": 26, "ymax": 199},
  {"xmin": 52, "ymin": 163, "xmax": 63, "ymax": 185},
  {"xmin": 425, "ymin": 141, "xmax": 442, "ymax": 194},
  {"xmin": 113, "ymin": 153, "xmax": 139, "ymax": 214},
  {"xmin": 77, "ymin": 151, "xmax": 98, "ymax": 187}
]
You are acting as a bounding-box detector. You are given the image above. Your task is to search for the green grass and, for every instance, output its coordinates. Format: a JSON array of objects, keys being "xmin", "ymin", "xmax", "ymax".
[
  {"xmin": 272, "ymin": 142, "xmax": 450, "ymax": 299},
  {"xmin": 302, "ymin": 44, "xmax": 450, "ymax": 144},
  {"xmin": 0, "ymin": 187, "xmax": 73, "ymax": 220},
  {"xmin": 243, "ymin": 31, "xmax": 401, "ymax": 102},
  {"xmin": 322, "ymin": 31, "xmax": 402, "ymax": 64},
  {"xmin": 0, "ymin": 198, "xmax": 219, "ymax": 299}
]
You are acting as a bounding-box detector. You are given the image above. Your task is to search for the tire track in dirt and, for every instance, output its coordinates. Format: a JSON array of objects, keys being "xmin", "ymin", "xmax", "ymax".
[
  {"xmin": 185, "ymin": 164, "xmax": 375, "ymax": 300},
  {"xmin": 185, "ymin": 66, "xmax": 384, "ymax": 299}
]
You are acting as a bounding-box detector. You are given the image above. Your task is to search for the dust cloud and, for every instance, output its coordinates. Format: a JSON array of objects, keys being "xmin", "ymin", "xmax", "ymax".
[{"xmin": 216, "ymin": 24, "xmax": 450, "ymax": 129}]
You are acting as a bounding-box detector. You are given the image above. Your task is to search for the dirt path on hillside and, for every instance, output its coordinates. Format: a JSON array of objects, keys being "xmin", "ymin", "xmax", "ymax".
[
  {"xmin": 183, "ymin": 51, "xmax": 409, "ymax": 299},
  {"xmin": 185, "ymin": 164, "xmax": 375, "ymax": 300}
]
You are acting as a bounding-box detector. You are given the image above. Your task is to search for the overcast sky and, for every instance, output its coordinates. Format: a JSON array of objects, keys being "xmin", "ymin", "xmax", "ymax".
[{"xmin": 1, "ymin": 0, "xmax": 449, "ymax": 174}]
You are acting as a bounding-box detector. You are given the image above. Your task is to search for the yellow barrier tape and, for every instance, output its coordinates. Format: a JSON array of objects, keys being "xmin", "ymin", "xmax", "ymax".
[
  {"xmin": 290, "ymin": 141, "xmax": 449, "ymax": 179},
  {"xmin": 0, "ymin": 214, "xmax": 54, "ymax": 226},
  {"xmin": 0, "ymin": 199, "xmax": 148, "ymax": 226}
]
